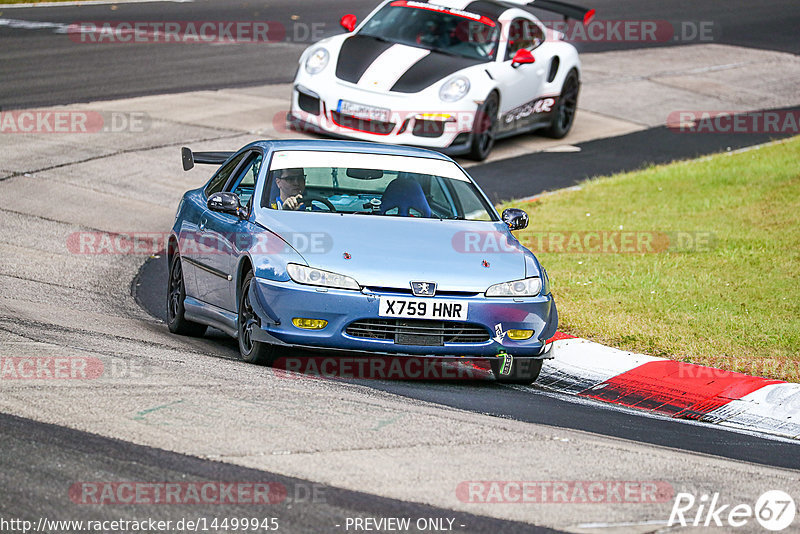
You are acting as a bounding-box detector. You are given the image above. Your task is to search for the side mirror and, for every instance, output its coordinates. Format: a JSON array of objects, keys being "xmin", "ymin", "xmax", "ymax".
[
  {"xmin": 207, "ymin": 192, "xmax": 245, "ymax": 218},
  {"xmin": 511, "ymin": 49, "xmax": 535, "ymax": 68},
  {"xmin": 340, "ymin": 14, "xmax": 357, "ymax": 32},
  {"xmin": 502, "ymin": 208, "xmax": 529, "ymax": 231}
]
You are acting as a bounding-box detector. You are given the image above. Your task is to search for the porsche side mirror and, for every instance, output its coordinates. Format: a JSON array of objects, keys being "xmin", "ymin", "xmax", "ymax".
[
  {"xmin": 511, "ymin": 49, "xmax": 535, "ymax": 68},
  {"xmin": 340, "ymin": 14, "xmax": 357, "ymax": 32},
  {"xmin": 502, "ymin": 208, "xmax": 529, "ymax": 231},
  {"xmin": 207, "ymin": 192, "xmax": 244, "ymax": 218}
]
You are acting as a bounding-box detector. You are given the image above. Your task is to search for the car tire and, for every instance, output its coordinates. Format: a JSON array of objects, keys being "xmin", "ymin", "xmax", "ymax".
[
  {"xmin": 544, "ymin": 69, "xmax": 579, "ymax": 139},
  {"xmin": 492, "ymin": 357, "xmax": 543, "ymax": 385},
  {"xmin": 238, "ymin": 270, "xmax": 277, "ymax": 365},
  {"xmin": 467, "ymin": 92, "xmax": 499, "ymax": 161},
  {"xmin": 167, "ymin": 253, "xmax": 207, "ymax": 337}
]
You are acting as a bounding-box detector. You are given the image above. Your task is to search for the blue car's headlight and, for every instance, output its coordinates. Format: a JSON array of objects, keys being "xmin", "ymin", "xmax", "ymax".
[
  {"xmin": 287, "ymin": 263, "xmax": 360, "ymax": 290},
  {"xmin": 304, "ymin": 48, "xmax": 329, "ymax": 75},
  {"xmin": 439, "ymin": 76, "xmax": 470, "ymax": 102},
  {"xmin": 485, "ymin": 277, "xmax": 542, "ymax": 297}
]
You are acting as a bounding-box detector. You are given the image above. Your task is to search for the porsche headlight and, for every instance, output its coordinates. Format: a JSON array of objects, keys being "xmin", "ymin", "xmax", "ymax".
[
  {"xmin": 287, "ymin": 263, "xmax": 360, "ymax": 290},
  {"xmin": 485, "ymin": 277, "xmax": 542, "ymax": 297},
  {"xmin": 439, "ymin": 76, "xmax": 470, "ymax": 102},
  {"xmin": 304, "ymin": 48, "xmax": 329, "ymax": 75}
]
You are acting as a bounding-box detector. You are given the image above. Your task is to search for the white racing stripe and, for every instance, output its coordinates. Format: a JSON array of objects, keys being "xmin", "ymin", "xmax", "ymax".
[{"xmin": 357, "ymin": 44, "xmax": 430, "ymax": 92}]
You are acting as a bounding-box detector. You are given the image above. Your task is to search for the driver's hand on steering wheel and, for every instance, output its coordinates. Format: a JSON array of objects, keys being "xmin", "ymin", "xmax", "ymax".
[{"xmin": 282, "ymin": 194, "xmax": 303, "ymax": 211}]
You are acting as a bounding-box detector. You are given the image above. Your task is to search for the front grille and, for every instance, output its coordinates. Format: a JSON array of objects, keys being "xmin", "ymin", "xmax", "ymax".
[
  {"xmin": 345, "ymin": 319, "xmax": 490, "ymax": 346},
  {"xmin": 412, "ymin": 119, "xmax": 445, "ymax": 138},
  {"xmin": 363, "ymin": 287, "xmax": 479, "ymax": 297},
  {"xmin": 331, "ymin": 111, "xmax": 395, "ymax": 135},
  {"xmin": 298, "ymin": 91, "xmax": 321, "ymax": 115}
]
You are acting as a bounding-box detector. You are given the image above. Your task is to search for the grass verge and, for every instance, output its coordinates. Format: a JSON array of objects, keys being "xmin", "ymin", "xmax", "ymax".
[{"xmin": 499, "ymin": 136, "xmax": 800, "ymax": 381}]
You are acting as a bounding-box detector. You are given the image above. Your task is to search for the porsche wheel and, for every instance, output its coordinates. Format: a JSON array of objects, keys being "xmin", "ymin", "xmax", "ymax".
[
  {"xmin": 544, "ymin": 70, "xmax": 579, "ymax": 139},
  {"xmin": 492, "ymin": 357, "xmax": 543, "ymax": 385},
  {"xmin": 467, "ymin": 92, "xmax": 499, "ymax": 161},
  {"xmin": 238, "ymin": 270, "xmax": 276, "ymax": 365},
  {"xmin": 167, "ymin": 253, "xmax": 207, "ymax": 337}
]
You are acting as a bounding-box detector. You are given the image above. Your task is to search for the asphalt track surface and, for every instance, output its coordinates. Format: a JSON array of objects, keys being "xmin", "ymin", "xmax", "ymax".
[
  {"xmin": 1, "ymin": 0, "xmax": 799, "ymax": 109},
  {"xmin": 0, "ymin": 412, "xmax": 562, "ymax": 534},
  {"xmin": 2, "ymin": 0, "xmax": 800, "ymax": 531}
]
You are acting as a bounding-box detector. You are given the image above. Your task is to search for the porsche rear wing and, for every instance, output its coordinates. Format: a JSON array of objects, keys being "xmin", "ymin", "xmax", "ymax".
[
  {"xmin": 181, "ymin": 146, "xmax": 234, "ymax": 171},
  {"xmin": 501, "ymin": 0, "xmax": 595, "ymax": 24}
]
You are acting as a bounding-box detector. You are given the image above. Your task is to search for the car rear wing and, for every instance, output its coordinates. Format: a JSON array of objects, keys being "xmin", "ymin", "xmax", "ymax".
[
  {"xmin": 502, "ymin": 0, "xmax": 595, "ymax": 24},
  {"xmin": 181, "ymin": 147, "xmax": 234, "ymax": 171}
]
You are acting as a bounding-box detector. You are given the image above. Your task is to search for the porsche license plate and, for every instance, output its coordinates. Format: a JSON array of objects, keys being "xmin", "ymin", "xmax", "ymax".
[
  {"xmin": 379, "ymin": 297, "xmax": 468, "ymax": 320},
  {"xmin": 338, "ymin": 100, "xmax": 391, "ymax": 122}
]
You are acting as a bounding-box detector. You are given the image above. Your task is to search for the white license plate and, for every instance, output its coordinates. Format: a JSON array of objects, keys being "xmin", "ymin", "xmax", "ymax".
[
  {"xmin": 338, "ymin": 99, "xmax": 390, "ymax": 122},
  {"xmin": 379, "ymin": 297, "xmax": 468, "ymax": 320}
]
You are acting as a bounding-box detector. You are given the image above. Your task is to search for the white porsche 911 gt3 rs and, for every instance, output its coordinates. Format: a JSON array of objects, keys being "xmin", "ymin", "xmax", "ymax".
[{"xmin": 287, "ymin": 0, "xmax": 594, "ymax": 160}]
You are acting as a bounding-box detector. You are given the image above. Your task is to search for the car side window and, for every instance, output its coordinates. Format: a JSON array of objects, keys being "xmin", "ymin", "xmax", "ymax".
[
  {"xmin": 205, "ymin": 152, "xmax": 247, "ymax": 197},
  {"xmin": 505, "ymin": 19, "xmax": 545, "ymax": 60},
  {"xmin": 228, "ymin": 152, "xmax": 263, "ymax": 207}
]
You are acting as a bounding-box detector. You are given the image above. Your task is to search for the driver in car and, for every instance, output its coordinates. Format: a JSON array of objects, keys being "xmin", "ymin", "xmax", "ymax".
[{"xmin": 273, "ymin": 167, "xmax": 306, "ymax": 210}]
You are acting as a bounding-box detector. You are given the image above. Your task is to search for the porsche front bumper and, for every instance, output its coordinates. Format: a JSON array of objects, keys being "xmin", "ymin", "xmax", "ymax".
[{"xmin": 287, "ymin": 83, "xmax": 479, "ymax": 155}]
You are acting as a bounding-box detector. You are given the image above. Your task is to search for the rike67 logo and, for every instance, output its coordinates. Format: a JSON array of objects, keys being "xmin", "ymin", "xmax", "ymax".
[{"xmin": 669, "ymin": 490, "xmax": 796, "ymax": 531}]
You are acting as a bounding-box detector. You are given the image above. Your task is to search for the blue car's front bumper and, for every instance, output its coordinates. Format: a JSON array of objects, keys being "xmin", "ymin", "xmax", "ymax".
[{"xmin": 249, "ymin": 277, "xmax": 557, "ymax": 358}]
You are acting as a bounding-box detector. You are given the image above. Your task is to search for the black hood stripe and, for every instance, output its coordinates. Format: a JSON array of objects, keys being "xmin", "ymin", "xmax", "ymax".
[
  {"xmin": 335, "ymin": 35, "xmax": 395, "ymax": 84},
  {"xmin": 390, "ymin": 51, "xmax": 484, "ymax": 93}
]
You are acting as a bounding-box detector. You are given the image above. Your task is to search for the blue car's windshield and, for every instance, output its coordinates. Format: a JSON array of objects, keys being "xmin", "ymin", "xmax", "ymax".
[
  {"xmin": 263, "ymin": 151, "xmax": 496, "ymax": 221},
  {"xmin": 358, "ymin": 1, "xmax": 500, "ymax": 61}
]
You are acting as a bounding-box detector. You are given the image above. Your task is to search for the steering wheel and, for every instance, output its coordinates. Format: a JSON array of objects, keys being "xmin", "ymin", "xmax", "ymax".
[{"xmin": 301, "ymin": 194, "xmax": 337, "ymax": 212}]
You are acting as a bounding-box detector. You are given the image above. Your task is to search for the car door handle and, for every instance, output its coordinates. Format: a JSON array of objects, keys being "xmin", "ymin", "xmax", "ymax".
[{"xmin": 199, "ymin": 217, "xmax": 207, "ymax": 232}]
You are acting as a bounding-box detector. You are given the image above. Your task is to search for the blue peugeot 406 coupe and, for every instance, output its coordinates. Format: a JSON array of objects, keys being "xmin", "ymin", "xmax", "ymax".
[{"xmin": 169, "ymin": 140, "xmax": 557, "ymax": 383}]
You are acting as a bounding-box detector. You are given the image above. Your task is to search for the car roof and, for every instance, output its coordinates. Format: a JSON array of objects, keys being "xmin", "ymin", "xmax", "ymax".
[
  {"xmin": 243, "ymin": 139, "xmax": 456, "ymax": 162},
  {"xmin": 428, "ymin": 0, "xmax": 514, "ymax": 21}
]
